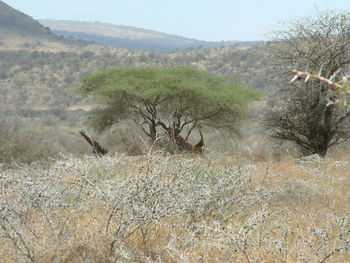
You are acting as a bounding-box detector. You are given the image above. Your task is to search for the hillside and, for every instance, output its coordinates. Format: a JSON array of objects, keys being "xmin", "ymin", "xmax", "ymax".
[
  {"xmin": 0, "ymin": 1, "xmax": 95, "ymax": 52},
  {"xmin": 0, "ymin": 1, "xmax": 53, "ymax": 37},
  {"xmin": 2, "ymin": 7, "xmax": 350, "ymax": 262},
  {"xmin": 0, "ymin": 5, "xmax": 273, "ymax": 123},
  {"xmin": 0, "ymin": 45, "xmax": 272, "ymax": 113},
  {"xmin": 40, "ymin": 20, "xmax": 262, "ymax": 51},
  {"xmin": 0, "ymin": 1, "xmax": 273, "ymax": 149}
]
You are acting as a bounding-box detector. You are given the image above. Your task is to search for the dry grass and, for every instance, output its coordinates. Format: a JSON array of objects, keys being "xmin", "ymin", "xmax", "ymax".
[
  {"xmin": 0, "ymin": 114, "xmax": 62, "ymax": 165},
  {"xmin": 0, "ymin": 151, "xmax": 349, "ymax": 263}
]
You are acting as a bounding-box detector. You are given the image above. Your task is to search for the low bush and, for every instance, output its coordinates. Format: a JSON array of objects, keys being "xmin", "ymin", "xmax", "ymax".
[
  {"xmin": 1, "ymin": 154, "xmax": 349, "ymax": 262},
  {"xmin": 0, "ymin": 114, "xmax": 61, "ymax": 165}
]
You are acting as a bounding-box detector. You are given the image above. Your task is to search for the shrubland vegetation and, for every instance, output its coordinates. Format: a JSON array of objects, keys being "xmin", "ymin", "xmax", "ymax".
[
  {"xmin": 0, "ymin": 37, "xmax": 272, "ymax": 158},
  {"xmin": 77, "ymin": 65, "xmax": 259, "ymax": 153},
  {"xmin": 1, "ymin": 153, "xmax": 350, "ymax": 262},
  {"xmin": 0, "ymin": 44, "xmax": 271, "ymax": 111},
  {"xmin": 264, "ymin": 11, "xmax": 350, "ymax": 157},
  {"xmin": 0, "ymin": 114, "xmax": 61, "ymax": 164},
  {"xmin": 1, "ymin": 6, "xmax": 350, "ymax": 263}
]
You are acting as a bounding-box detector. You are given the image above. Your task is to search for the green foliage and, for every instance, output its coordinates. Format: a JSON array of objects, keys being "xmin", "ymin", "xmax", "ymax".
[{"xmin": 77, "ymin": 65, "xmax": 259, "ymax": 132}]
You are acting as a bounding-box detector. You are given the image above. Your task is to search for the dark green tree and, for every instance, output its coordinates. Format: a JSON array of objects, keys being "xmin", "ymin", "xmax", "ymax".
[{"xmin": 77, "ymin": 65, "xmax": 259, "ymax": 153}]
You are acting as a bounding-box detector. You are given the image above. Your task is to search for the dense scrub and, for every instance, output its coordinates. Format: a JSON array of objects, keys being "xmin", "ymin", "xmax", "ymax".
[
  {"xmin": 0, "ymin": 113, "xmax": 93, "ymax": 165},
  {"xmin": 1, "ymin": 154, "xmax": 349, "ymax": 262},
  {"xmin": 0, "ymin": 114, "xmax": 61, "ymax": 164},
  {"xmin": 0, "ymin": 44, "xmax": 272, "ymax": 112}
]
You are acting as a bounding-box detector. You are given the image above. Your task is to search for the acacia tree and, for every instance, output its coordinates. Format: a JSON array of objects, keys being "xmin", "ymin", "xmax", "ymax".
[
  {"xmin": 77, "ymin": 65, "xmax": 258, "ymax": 153},
  {"xmin": 264, "ymin": 11, "xmax": 350, "ymax": 156}
]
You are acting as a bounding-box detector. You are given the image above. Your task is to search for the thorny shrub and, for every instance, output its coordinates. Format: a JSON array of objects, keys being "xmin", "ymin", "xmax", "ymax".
[
  {"xmin": 0, "ymin": 154, "xmax": 349, "ymax": 262},
  {"xmin": 0, "ymin": 114, "xmax": 61, "ymax": 165}
]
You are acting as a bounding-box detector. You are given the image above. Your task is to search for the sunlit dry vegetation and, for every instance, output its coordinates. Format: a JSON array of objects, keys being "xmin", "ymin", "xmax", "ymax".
[
  {"xmin": 0, "ymin": 41, "xmax": 271, "ymax": 111},
  {"xmin": 1, "ymin": 152, "xmax": 350, "ymax": 262},
  {"xmin": 1, "ymin": 4, "xmax": 350, "ymax": 262}
]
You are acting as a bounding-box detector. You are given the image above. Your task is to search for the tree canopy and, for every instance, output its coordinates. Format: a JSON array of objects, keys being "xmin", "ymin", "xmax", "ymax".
[{"xmin": 77, "ymin": 65, "xmax": 259, "ymax": 153}]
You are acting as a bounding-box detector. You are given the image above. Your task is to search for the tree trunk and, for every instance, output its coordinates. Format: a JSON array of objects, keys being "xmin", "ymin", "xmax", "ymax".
[{"xmin": 149, "ymin": 121, "xmax": 157, "ymax": 143}]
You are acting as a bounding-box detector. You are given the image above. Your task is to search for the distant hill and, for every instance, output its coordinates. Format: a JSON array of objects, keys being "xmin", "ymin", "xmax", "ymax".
[
  {"xmin": 0, "ymin": 1, "xmax": 272, "ymax": 121},
  {"xmin": 0, "ymin": 0, "xmax": 262, "ymax": 52},
  {"xmin": 0, "ymin": 1, "xmax": 54, "ymax": 37},
  {"xmin": 0, "ymin": 2, "xmax": 95, "ymax": 52},
  {"xmin": 40, "ymin": 20, "xmax": 263, "ymax": 51}
]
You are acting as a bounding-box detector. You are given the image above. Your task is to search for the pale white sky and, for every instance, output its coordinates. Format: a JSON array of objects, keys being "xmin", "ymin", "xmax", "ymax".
[{"xmin": 4, "ymin": 0, "xmax": 350, "ymax": 41}]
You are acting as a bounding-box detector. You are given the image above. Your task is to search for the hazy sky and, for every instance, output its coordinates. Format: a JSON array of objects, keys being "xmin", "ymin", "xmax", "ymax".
[{"xmin": 4, "ymin": 0, "xmax": 350, "ymax": 41}]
